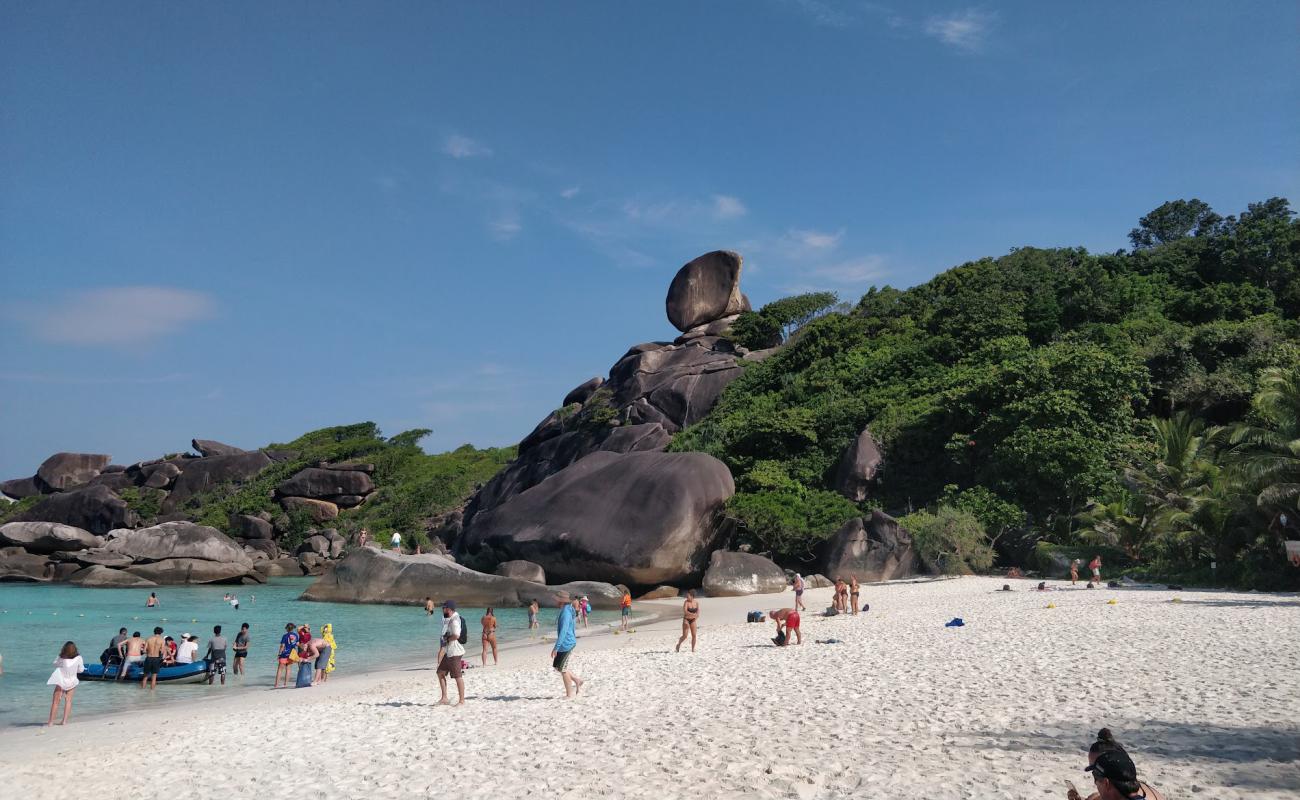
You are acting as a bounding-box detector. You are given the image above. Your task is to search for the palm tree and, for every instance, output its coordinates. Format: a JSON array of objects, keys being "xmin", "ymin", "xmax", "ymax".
[{"xmin": 1224, "ymin": 366, "xmax": 1300, "ymax": 517}]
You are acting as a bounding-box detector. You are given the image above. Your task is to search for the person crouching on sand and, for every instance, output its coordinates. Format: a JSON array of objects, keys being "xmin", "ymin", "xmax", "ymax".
[
  {"xmin": 551, "ymin": 591, "xmax": 583, "ymax": 698},
  {"xmin": 1067, "ymin": 729, "xmax": 1165, "ymax": 800},
  {"xmin": 770, "ymin": 608, "xmax": 801, "ymax": 646}
]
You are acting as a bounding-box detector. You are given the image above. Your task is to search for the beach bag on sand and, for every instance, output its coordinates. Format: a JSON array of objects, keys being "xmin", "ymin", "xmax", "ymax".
[
  {"xmin": 772, "ymin": 630, "xmax": 787, "ymax": 646},
  {"xmin": 747, "ymin": 611, "xmax": 764, "ymax": 623}
]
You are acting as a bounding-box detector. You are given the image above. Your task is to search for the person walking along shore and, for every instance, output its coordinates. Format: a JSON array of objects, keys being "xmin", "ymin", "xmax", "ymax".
[
  {"xmin": 437, "ymin": 601, "xmax": 466, "ymax": 705},
  {"xmin": 676, "ymin": 590, "xmax": 700, "ymax": 653},
  {"xmin": 551, "ymin": 591, "xmax": 583, "ymax": 698}
]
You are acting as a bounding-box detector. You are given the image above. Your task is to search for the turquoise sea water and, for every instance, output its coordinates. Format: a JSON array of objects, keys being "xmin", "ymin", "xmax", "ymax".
[{"xmin": 0, "ymin": 580, "xmax": 613, "ymax": 727}]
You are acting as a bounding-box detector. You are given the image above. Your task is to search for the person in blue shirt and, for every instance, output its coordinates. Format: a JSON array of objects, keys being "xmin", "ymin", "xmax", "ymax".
[{"xmin": 550, "ymin": 591, "xmax": 584, "ymax": 698}]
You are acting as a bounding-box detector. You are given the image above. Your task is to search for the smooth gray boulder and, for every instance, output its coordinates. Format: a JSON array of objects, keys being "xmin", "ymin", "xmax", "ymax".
[
  {"xmin": 834, "ymin": 427, "xmax": 883, "ymax": 502},
  {"xmin": 334, "ymin": 494, "xmax": 366, "ymax": 508},
  {"xmin": 461, "ymin": 451, "xmax": 735, "ymax": 586},
  {"xmin": 36, "ymin": 452, "xmax": 112, "ymax": 491},
  {"xmin": 242, "ymin": 538, "xmax": 279, "ymax": 560},
  {"xmin": 191, "ymin": 439, "xmax": 246, "ymax": 457},
  {"xmin": 277, "ymin": 467, "xmax": 374, "ymax": 499},
  {"xmin": 701, "ymin": 550, "xmax": 788, "ymax": 597},
  {"xmin": 495, "ymin": 559, "xmax": 545, "ymax": 584},
  {"xmin": 322, "ymin": 461, "xmax": 375, "ymax": 474},
  {"xmin": 141, "ymin": 461, "xmax": 182, "ymax": 490},
  {"xmin": 301, "ymin": 548, "xmax": 624, "ymax": 608},
  {"xmin": 16, "ymin": 485, "xmax": 135, "ymax": 535},
  {"xmin": 562, "ymin": 377, "xmax": 605, "ymax": 407},
  {"xmin": 64, "ymin": 549, "xmax": 135, "ymax": 568},
  {"xmin": 256, "ymin": 557, "xmax": 304, "ymax": 577},
  {"xmin": 68, "ymin": 565, "xmax": 156, "ymax": 587},
  {"xmin": 162, "ymin": 452, "xmax": 272, "ymax": 512},
  {"xmin": 88, "ymin": 471, "xmax": 135, "ymax": 492},
  {"xmin": 125, "ymin": 558, "xmax": 254, "ymax": 584},
  {"xmin": 297, "ymin": 534, "xmax": 331, "ymax": 557},
  {"xmin": 103, "ymin": 521, "xmax": 251, "ymax": 566},
  {"xmin": 230, "ymin": 514, "xmax": 274, "ymax": 540},
  {"xmin": 609, "ymin": 338, "xmax": 744, "ymax": 432},
  {"xmin": 1, "ymin": 476, "xmax": 43, "ymax": 499},
  {"xmin": 0, "ymin": 550, "xmax": 51, "ymax": 581},
  {"xmin": 0, "ymin": 522, "xmax": 104, "ymax": 554},
  {"xmin": 598, "ymin": 423, "xmax": 671, "ymax": 454},
  {"xmin": 665, "ymin": 250, "xmax": 750, "ymax": 332},
  {"xmin": 821, "ymin": 511, "xmax": 918, "ymax": 583}
]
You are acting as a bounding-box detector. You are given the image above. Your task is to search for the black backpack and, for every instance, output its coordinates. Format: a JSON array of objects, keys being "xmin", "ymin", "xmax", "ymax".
[{"xmin": 456, "ymin": 614, "xmax": 468, "ymax": 645}]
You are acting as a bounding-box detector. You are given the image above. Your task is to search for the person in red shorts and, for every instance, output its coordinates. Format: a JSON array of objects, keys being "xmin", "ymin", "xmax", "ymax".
[{"xmin": 769, "ymin": 608, "xmax": 802, "ymax": 646}]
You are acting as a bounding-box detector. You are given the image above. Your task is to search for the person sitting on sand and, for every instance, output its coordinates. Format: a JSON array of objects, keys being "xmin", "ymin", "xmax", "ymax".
[
  {"xmin": 676, "ymin": 590, "xmax": 700, "ymax": 653},
  {"xmin": 849, "ymin": 575, "xmax": 861, "ymax": 615},
  {"xmin": 481, "ymin": 608, "xmax": 498, "ymax": 666},
  {"xmin": 770, "ymin": 608, "xmax": 801, "ymax": 646},
  {"xmin": 1067, "ymin": 729, "xmax": 1165, "ymax": 800},
  {"xmin": 275, "ymin": 623, "xmax": 298, "ymax": 689}
]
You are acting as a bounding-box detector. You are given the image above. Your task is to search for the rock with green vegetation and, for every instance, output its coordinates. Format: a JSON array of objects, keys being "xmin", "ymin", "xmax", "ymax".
[
  {"xmin": 562, "ymin": 377, "xmax": 605, "ymax": 407},
  {"xmin": 1, "ymin": 476, "xmax": 43, "ymax": 500},
  {"xmin": 103, "ymin": 521, "xmax": 250, "ymax": 566},
  {"xmin": 190, "ymin": 438, "xmax": 246, "ymax": 457},
  {"xmin": 162, "ymin": 451, "xmax": 272, "ymax": 512},
  {"xmin": 833, "ymin": 427, "xmax": 882, "ymax": 502},
  {"xmin": 821, "ymin": 512, "xmax": 918, "ymax": 583},
  {"xmin": 16, "ymin": 485, "xmax": 135, "ymax": 535},
  {"xmin": 276, "ymin": 467, "xmax": 374, "ymax": 500},
  {"xmin": 279, "ymin": 496, "xmax": 338, "ymax": 522}
]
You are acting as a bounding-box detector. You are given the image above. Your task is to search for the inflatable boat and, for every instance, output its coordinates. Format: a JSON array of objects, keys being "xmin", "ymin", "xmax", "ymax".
[{"xmin": 82, "ymin": 660, "xmax": 211, "ymax": 684}]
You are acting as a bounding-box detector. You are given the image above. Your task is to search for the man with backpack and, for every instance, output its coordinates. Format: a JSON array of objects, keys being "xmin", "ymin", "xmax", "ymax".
[{"xmin": 436, "ymin": 600, "xmax": 466, "ymax": 705}]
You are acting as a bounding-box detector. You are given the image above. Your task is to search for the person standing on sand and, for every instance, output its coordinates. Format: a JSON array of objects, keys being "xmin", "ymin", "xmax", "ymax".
[
  {"xmin": 619, "ymin": 589, "xmax": 632, "ymax": 631},
  {"xmin": 676, "ymin": 590, "xmax": 700, "ymax": 653},
  {"xmin": 275, "ymin": 623, "xmax": 298, "ymax": 689},
  {"xmin": 528, "ymin": 599, "xmax": 540, "ymax": 638},
  {"xmin": 481, "ymin": 608, "xmax": 498, "ymax": 666},
  {"xmin": 436, "ymin": 601, "xmax": 466, "ymax": 705},
  {"xmin": 792, "ymin": 574, "xmax": 806, "ymax": 612},
  {"xmin": 551, "ymin": 591, "xmax": 584, "ymax": 698},
  {"xmin": 232, "ymin": 623, "xmax": 250, "ymax": 675},
  {"xmin": 318, "ymin": 623, "xmax": 337, "ymax": 682},
  {"xmin": 46, "ymin": 641, "xmax": 84, "ymax": 726},
  {"xmin": 1070, "ymin": 559, "xmax": 1081, "ymax": 585},
  {"xmin": 849, "ymin": 575, "xmax": 861, "ymax": 615},
  {"xmin": 1089, "ymin": 555, "xmax": 1103, "ymax": 584},
  {"xmin": 142, "ymin": 627, "xmax": 167, "ymax": 690},
  {"xmin": 770, "ymin": 608, "xmax": 802, "ymax": 646}
]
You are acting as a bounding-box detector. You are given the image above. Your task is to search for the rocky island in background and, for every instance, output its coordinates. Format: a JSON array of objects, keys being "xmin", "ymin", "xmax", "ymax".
[{"xmin": 0, "ymin": 250, "xmax": 919, "ymax": 604}]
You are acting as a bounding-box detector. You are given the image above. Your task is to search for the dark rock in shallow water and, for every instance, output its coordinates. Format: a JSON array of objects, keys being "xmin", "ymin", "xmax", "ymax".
[
  {"xmin": 821, "ymin": 511, "xmax": 918, "ymax": 583},
  {"xmin": 494, "ymin": 559, "xmax": 545, "ymax": 584},
  {"xmin": 0, "ymin": 476, "xmax": 43, "ymax": 500},
  {"xmin": 36, "ymin": 452, "xmax": 112, "ymax": 491},
  {"xmin": 665, "ymin": 250, "xmax": 750, "ymax": 332},
  {"xmin": 103, "ymin": 521, "xmax": 251, "ymax": 566},
  {"xmin": 68, "ymin": 565, "xmax": 156, "ymax": 587},
  {"xmin": 191, "ymin": 438, "xmax": 246, "ymax": 457},
  {"xmin": 0, "ymin": 521, "xmax": 104, "ymax": 554},
  {"xmin": 162, "ymin": 452, "xmax": 272, "ymax": 512},
  {"xmin": 701, "ymin": 550, "xmax": 788, "ymax": 597},
  {"xmin": 16, "ymin": 485, "xmax": 135, "ymax": 535},
  {"xmin": 461, "ymin": 451, "xmax": 735, "ymax": 586},
  {"xmin": 277, "ymin": 467, "xmax": 374, "ymax": 499},
  {"xmin": 833, "ymin": 426, "xmax": 882, "ymax": 503}
]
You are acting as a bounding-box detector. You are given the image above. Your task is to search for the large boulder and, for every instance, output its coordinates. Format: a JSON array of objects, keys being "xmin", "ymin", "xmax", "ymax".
[
  {"xmin": 16, "ymin": 485, "xmax": 135, "ymax": 535},
  {"xmin": 229, "ymin": 514, "xmax": 274, "ymax": 540},
  {"xmin": 242, "ymin": 538, "xmax": 280, "ymax": 560},
  {"xmin": 280, "ymin": 497, "xmax": 339, "ymax": 522},
  {"xmin": 88, "ymin": 471, "xmax": 135, "ymax": 492},
  {"xmin": 665, "ymin": 250, "xmax": 750, "ymax": 332},
  {"xmin": 36, "ymin": 452, "xmax": 112, "ymax": 491},
  {"xmin": 0, "ymin": 550, "xmax": 52, "ymax": 581},
  {"xmin": 140, "ymin": 461, "xmax": 183, "ymax": 490},
  {"xmin": 277, "ymin": 468, "xmax": 374, "ymax": 500},
  {"xmin": 638, "ymin": 585, "xmax": 680, "ymax": 600},
  {"xmin": 461, "ymin": 451, "xmax": 735, "ymax": 586},
  {"xmin": 1, "ymin": 476, "xmax": 43, "ymax": 499},
  {"xmin": 821, "ymin": 511, "xmax": 919, "ymax": 583},
  {"xmin": 495, "ymin": 559, "xmax": 546, "ymax": 584},
  {"xmin": 598, "ymin": 423, "xmax": 671, "ymax": 454},
  {"xmin": 0, "ymin": 522, "xmax": 104, "ymax": 554},
  {"xmin": 125, "ymin": 558, "xmax": 254, "ymax": 584},
  {"xmin": 102, "ymin": 521, "xmax": 251, "ymax": 566},
  {"xmin": 834, "ymin": 427, "xmax": 883, "ymax": 502},
  {"xmin": 608, "ymin": 338, "xmax": 743, "ymax": 432},
  {"xmin": 256, "ymin": 557, "xmax": 304, "ymax": 578},
  {"xmin": 301, "ymin": 547, "xmax": 624, "ymax": 609},
  {"xmin": 162, "ymin": 451, "xmax": 272, "ymax": 512},
  {"xmin": 68, "ymin": 565, "xmax": 156, "ymax": 587},
  {"xmin": 701, "ymin": 550, "xmax": 788, "ymax": 596},
  {"xmin": 191, "ymin": 439, "xmax": 246, "ymax": 457},
  {"xmin": 297, "ymin": 534, "xmax": 332, "ymax": 557},
  {"xmin": 562, "ymin": 377, "xmax": 605, "ymax": 407},
  {"xmin": 59, "ymin": 549, "xmax": 135, "ymax": 568}
]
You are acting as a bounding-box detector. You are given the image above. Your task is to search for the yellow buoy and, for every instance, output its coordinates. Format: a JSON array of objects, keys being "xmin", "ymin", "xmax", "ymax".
[
  {"xmin": 1171, "ymin": 597, "xmax": 1182, "ymax": 603},
  {"xmin": 1046, "ymin": 602, "xmax": 1056, "ymax": 608},
  {"xmin": 1107, "ymin": 599, "xmax": 1118, "ymax": 605}
]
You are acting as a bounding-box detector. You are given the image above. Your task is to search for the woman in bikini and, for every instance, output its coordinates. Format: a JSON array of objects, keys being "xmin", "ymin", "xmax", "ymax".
[
  {"xmin": 481, "ymin": 608, "xmax": 499, "ymax": 666},
  {"xmin": 849, "ymin": 575, "xmax": 861, "ymax": 615},
  {"xmin": 675, "ymin": 590, "xmax": 700, "ymax": 653}
]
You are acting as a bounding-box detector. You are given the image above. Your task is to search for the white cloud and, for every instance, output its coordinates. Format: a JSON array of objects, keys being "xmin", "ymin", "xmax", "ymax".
[
  {"xmin": 923, "ymin": 9, "xmax": 995, "ymax": 53},
  {"xmin": 443, "ymin": 134, "xmax": 492, "ymax": 159},
  {"xmin": 560, "ymin": 186, "xmax": 581, "ymax": 199},
  {"xmin": 13, "ymin": 287, "xmax": 216, "ymax": 347},
  {"xmin": 785, "ymin": 228, "xmax": 844, "ymax": 252},
  {"xmin": 810, "ymin": 255, "xmax": 887, "ymax": 285},
  {"xmin": 711, "ymin": 194, "xmax": 748, "ymax": 220},
  {"xmin": 489, "ymin": 214, "xmax": 522, "ymax": 240}
]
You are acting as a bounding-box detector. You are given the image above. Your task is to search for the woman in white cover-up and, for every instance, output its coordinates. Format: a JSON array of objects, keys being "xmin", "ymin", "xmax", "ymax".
[{"xmin": 46, "ymin": 641, "xmax": 85, "ymax": 726}]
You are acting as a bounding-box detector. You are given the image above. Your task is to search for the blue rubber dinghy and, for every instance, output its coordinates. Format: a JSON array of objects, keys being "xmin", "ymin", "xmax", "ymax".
[{"xmin": 82, "ymin": 660, "xmax": 211, "ymax": 684}]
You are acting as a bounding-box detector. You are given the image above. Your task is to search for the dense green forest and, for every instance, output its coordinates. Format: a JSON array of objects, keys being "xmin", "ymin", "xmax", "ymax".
[{"xmin": 673, "ymin": 198, "xmax": 1300, "ymax": 588}]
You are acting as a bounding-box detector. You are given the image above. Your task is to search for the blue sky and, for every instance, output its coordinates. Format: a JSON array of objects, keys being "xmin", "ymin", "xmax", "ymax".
[{"xmin": 1, "ymin": 1, "xmax": 1297, "ymax": 477}]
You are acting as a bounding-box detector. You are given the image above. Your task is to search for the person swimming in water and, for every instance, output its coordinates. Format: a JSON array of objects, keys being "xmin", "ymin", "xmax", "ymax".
[
  {"xmin": 676, "ymin": 590, "xmax": 700, "ymax": 653},
  {"xmin": 146, "ymin": 592, "xmax": 159, "ymax": 608}
]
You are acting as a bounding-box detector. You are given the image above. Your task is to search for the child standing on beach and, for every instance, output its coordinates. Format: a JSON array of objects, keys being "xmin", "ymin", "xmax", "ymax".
[
  {"xmin": 46, "ymin": 641, "xmax": 84, "ymax": 726},
  {"xmin": 620, "ymin": 590, "xmax": 632, "ymax": 631}
]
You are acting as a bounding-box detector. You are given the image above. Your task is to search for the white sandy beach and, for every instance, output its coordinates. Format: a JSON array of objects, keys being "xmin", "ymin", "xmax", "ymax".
[{"xmin": 3, "ymin": 576, "xmax": 1297, "ymax": 799}]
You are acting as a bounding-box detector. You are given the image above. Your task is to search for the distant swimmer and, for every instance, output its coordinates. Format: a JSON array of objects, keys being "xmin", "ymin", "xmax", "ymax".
[{"xmin": 146, "ymin": 592, "xmax": 160, "ymax": 608}]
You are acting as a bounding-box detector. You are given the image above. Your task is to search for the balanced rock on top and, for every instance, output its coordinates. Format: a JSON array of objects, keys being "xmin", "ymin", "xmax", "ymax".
[{"xmin": 665, "ymin": 250, "xmax": 750, "ymax": 332}]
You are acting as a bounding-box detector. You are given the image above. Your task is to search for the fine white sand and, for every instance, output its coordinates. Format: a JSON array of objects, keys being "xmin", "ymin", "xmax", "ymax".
[{"xmin": 3, "ymin": 576, "xmax": 1298, "ymax": 799}]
